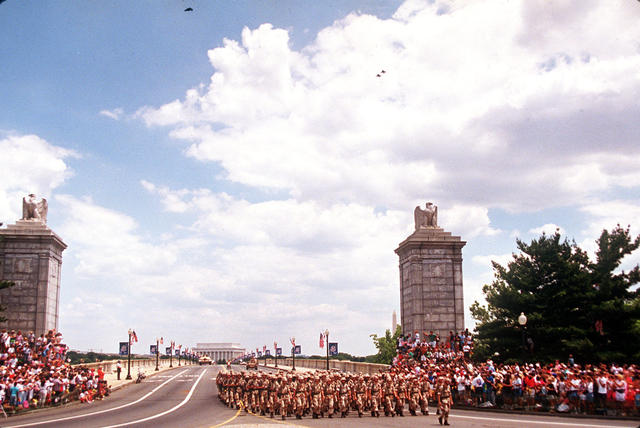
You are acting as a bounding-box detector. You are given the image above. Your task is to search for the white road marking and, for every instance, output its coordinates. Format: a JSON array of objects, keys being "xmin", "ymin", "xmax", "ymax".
[
  {"xmin": 452, "ymin": 413, "xmax": 632, "ymax": 427},
  {"xmin": 102, "ymin": 368, "xmax": 207, "ymax": 427},
  {"xmin": 5, "ymin": 370, "xmax": 189, "ymax": 427}
]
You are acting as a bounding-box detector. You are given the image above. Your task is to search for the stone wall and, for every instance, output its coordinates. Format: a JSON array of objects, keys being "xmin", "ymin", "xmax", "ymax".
[
  {"xmin": 395, "ymin": 227, "xmax": 465, "ymax": 339},
  {"xmin": 0, "ymin": 221, "xmax": 66, "ymax": 335}
]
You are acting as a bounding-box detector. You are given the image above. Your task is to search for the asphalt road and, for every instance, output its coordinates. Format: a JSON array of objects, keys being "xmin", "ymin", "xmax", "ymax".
[{"xmin": 3, "ymin": 365, "xmax": 638, "ymax": 428}]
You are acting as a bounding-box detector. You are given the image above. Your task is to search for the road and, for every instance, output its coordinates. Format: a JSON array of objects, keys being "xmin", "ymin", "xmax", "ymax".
[{"xmin": 3, "ymin": 365, "xmax": 637, "ymax": 428}]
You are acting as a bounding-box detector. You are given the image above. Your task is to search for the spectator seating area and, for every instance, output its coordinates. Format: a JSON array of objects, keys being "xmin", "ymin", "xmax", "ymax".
[
  {"xmin": 392, "ymin": 330, "xmax": 640, "ymax": 417},
  {"xmin": 0, "ymin": 329, "xmax": 109, "ymax": 414}
]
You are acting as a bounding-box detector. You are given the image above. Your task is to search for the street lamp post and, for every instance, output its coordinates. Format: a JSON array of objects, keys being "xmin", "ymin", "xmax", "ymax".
[
  {"xmin": 291, "ymin": 337, "xmax": 296, "ymax": 371},
  {"xmin": 325, "ymin": 329, "xmax": 330, "ymax": 371},
  {"xmin": 274, "ymin": 342, "xmax": 278, "ymax": 368},
  {"xmin": 169, "ymin": 343, "xmax": 173, "ymax": 368},
  {"xmin": 155, "ymin": 338, "xmax": 160, "ymax": 371},
  {"xmin": 126, "ymin": 329, "xmax": 133, "ymax": 380},
  {"xmin": 518, "ymin": 312, "xmax": 527, "ymax": 357}
]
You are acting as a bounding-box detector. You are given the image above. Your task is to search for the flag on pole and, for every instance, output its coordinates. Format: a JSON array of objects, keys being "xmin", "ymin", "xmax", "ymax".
[
  {"xmin": 263, "ymin": 345, "xmax": 266, "ymax": 353},
  {"xmin": 160, "ymin": 337, "xmax": 163, "ymax": 344},
  {"xmin": 319, "ymin": 332, "xmax": 324, "ymax": 348},
  {"xmin": 132, "ymin": 330, "xmax": 138, "ymax": 342},
  {"xmin": 290, "ymin": 337, "xmax": 295, "ymax": 346}
]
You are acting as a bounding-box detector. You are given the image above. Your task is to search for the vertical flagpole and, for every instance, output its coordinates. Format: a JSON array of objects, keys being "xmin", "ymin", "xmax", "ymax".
[
  {"xmin": 126, "ymin": 329, "xmax": 132, "ymax": 380},
  {"xmin": 325, "ymin": 330, "xmax": 330, "ymax": 370},
  {"xmin": 291, "ymin": 337, "xmax": 296, "ymax": 371},
  {"xmin": 155, "ymin": 338, "xmax": 159, "ymax": 371},
  {"xmin": 170, "ymin": 342, "xmax": 173, "ymax": 368}
]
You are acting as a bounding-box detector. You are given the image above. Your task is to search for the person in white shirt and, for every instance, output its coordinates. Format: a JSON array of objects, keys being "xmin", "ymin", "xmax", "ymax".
[{"xmin": 472, "ymin": 373, "xmax": 484, "ymax": 405}]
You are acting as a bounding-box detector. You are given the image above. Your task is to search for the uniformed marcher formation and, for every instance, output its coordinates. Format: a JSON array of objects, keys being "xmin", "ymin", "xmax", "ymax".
[{"xmin": 216, "ymin": 370, "xmax": 453, "ymax": 425}]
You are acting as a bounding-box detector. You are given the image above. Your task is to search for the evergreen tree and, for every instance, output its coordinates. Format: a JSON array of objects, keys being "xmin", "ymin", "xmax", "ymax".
[{"xmin": 471, "ymin": 226, "xmax": 640, "ymax": 363}]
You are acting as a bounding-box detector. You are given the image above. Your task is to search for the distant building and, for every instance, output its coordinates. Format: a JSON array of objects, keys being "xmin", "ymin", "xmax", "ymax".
[
  {"xmin": 392, "ymin": 310, "xmax": 398, "ymax": 332},
  {"xmin": 192, "ymin": 343, "xmax": 245, "ymax": 361}
]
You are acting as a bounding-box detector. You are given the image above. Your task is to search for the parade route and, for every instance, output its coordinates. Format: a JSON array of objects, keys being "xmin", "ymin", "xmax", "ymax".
[{"xmin": 3, "ymin": 365, "xmax": 637, "ymax": 428}]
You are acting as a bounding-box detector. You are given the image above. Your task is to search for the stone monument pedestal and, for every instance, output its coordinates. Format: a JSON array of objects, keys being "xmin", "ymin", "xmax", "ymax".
[
  {"xmin": 395, "ymin": 226, "xmax": 465, "ymax": 340},
  {"xmin": 0, "ymin": 220, "xmax": 66, "ymax": 335}
]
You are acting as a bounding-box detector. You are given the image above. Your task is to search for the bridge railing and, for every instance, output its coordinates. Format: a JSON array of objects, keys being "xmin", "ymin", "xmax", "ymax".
[{"xmin": 273, "ymin": 358, "xmax": 387, "ymax": 374}]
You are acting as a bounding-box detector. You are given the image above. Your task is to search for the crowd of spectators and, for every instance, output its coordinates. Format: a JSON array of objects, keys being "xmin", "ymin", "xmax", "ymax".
[
  {"xmin": 0, "ymin": 329, "xmax": 110, "ymax": 414},
  {"xmin": 391, "ymin": 330, "xmax": 640, "ymax": 417}
]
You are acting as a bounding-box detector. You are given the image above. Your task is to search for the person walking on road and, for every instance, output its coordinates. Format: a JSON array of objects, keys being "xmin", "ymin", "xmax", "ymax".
[{"xmin": 437, "ymin": 377, "xmax": 452, "ymax": 425}]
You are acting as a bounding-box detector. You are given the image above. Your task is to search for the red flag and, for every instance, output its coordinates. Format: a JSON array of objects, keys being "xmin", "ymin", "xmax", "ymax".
[
  {"xmin": 290, "ymin": 337, "xmax": 295, "ymax": 346},
  {"xmin": 160, "ymin": 337, "xmax": 163, "ymax": 345},
  {"xmin": 263, "ymin": 345, "xmax": 266, "ymax": 352},
  {"xmin": 319, "ymin": 332, "xmax": 324, "ymax": 348},
  {"xmin": 132, "ymin": 331, "xmax": 138, "ymax": 342}
]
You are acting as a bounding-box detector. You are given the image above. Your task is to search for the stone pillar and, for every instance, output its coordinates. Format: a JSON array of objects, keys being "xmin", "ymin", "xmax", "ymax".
[
  {"xmin": 395, "ymin": 226, "xmax": 465, "ymax": 340},
  {"xmin": 0, "ymin": 220, "xmax": 67, "ymax": 335}
]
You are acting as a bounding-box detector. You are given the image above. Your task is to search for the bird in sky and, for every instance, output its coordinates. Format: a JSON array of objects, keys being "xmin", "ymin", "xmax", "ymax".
[
  {"xmin": 376, "ymin": 69, "xmax": 386, "ymax": 77},
  {"xmin": 184, "ymin": 7, "xmax": 194, "ymax": 12}
]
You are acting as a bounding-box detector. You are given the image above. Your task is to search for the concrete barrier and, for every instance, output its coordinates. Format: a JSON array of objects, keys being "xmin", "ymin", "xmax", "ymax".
[
  {"xmin": 72, "ymin": 357, "xmax": 189, "ymax": 375},
  {"xmin": 273, "ymin": 358, "xmax": 387, "ymax": 374}
]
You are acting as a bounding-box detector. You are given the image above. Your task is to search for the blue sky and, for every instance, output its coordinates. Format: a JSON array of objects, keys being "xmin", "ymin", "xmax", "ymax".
[{"xmin": 1, "ymin": 0, "xmax": 639, "ymax": 356}]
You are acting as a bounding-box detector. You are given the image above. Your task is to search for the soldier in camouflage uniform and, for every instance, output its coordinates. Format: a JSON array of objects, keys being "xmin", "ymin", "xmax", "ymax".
[
  {"xmin": 310, "ymin": 374, "xmax": 324, "ymax": 418},
  {"xmin": 395, "ymin": 375, "xmax": 407, "ymax": 416},
  {"xmin": 383, "ymin": 374, "xmax": 396, "ymax": 416},
  {"xmin": 338, "ymin": 376, "xmax": 351, "ymax": 417},
  {"xmin": 368, "ymin": 374, "xmax": 382, "ymax": 417},
  {"xmin": 324, "ymin": 373, "xmax": 337, "ymax": 417},
  {"xmin": 408, "ymin": 375, "xmax": 422, "ymax": 416},
  {"xmin": 354, "ymin": 375, "xmax": 367, "ymax": 417},
  {"xmin": 420, "ymin": 373, "xmax": 431, "ymax": 415},
  {"xmin": 436, "ymin": 377, "xmax": 452, "ymax": 426}
]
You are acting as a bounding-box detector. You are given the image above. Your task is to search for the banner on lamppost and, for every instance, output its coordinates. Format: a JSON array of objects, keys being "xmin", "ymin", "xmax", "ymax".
[
  {"xmin": 265, "ymin": 349, "xmax": 271, "ymax": 356},
  {"xmin": 276, "ymin": 347, "xmax": 282, "ymax": 356},
  {"xmin": 166, "ymin": 347, "xmax": 172, "ymax": 356},
  {"xmin": 329, "ymin": 342, "xmax": 338, "ymax": 356},
  {"xmin": 119, "ymin": 342, "xmax": 129, "ymax": 356},
  {"xmin": 294, "ymin": 345, "xmax": 301, "ymax": 355},
  {"xmin": 258, "ymin": 351, "xmax": 262, "ymax": 357},
  {"xmin": 150, "ymin": 345, "xmax": 157, "ymax": 355},
  {"xmin": 175, "ymin": 349, "xmax": 180, "ymax": 356}
]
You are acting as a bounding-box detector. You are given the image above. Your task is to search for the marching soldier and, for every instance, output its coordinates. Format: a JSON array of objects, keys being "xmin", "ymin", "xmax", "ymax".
[
  {"xmin": 354, "ymin": 375, "xmax": 367, "ymax": 417},
  {"xmin": 436, "ymin": 377, "xmax": 452, "ymax": 425},
  {"xmin": 420, "ymin": 373, "xmax": 431, "ymax": 415},
  {"xmin": 324, "ymin": 373, "xmax": 337, "ymax": 417},
  {"xmin": 408, "ymin": 375, "xmax": 422, "ymax": 416},
  {"xmin": 369, "ymin": 374, "xmax": 382, "ymax": 417},
  {"xmin": 311, "ymin": 374, "xmax": 324, "ymax": 418},
  {"xmin": 383, "ymin": 374, "xmax": 396, "ymax": 416},
  {"xmin": 338, "ymin": 375, "xmax": 351, "ymax": 417}
]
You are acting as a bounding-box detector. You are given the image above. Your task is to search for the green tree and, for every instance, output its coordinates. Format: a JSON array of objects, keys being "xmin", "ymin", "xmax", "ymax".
[
  {"xmin": 369, "ymin": 325, "xmax": 402, "ymax": 364},
  {"xmin": 471, "ymin": 226, "xmax": 640, "ymax": 363}
]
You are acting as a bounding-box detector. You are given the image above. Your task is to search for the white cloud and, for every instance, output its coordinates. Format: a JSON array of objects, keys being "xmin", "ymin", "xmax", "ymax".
[
  {"xmin": 0, "ymin": 133, "xmax": 76, "ymax": 224},
  {"xmin": 137, "ymin": 0, "xmax": 640, "ymax": 214},
  {"xmin": 529, "ymin": 223, "xmax": 565, "ymax": 236},
  {"xmin": 99, "ymin": 108, "xmax": 124, "ymax": 120}
]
